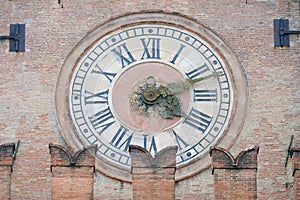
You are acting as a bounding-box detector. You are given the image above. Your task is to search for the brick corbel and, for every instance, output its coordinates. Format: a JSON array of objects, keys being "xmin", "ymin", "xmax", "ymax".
[
  {"xmin": 0, "ymin": 142, "xmax": 17, "ymax": 200},
  {"xmin": 49, "ymin": 143, "xmax": 97, "ymax": 171},
  {"xmin": 290, "ymin": 147, "xmax": 300, "ymax": 199},
  {"xmin": 49, "ymin": 144, "xmax": 97, "ymax": 200},
  {"xmin": 129, "ymin": 145, "xmax": 178, "ymax": 200},
  {"xmin": 0, "ymin": 143, "xmax": 16, "ymax": 172},
  {"xmin": 210, "ymin": 146, "xmax": 259, "ymax": 174},
  {"xmin": 129, "ymin": 145, "xmax": 177, "ymax": 169},
  {"xmin": 291, "ymin": 148, "xmax": 300, "ymax": 176}
]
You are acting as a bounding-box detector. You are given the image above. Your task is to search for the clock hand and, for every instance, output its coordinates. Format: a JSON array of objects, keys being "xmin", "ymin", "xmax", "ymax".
[
  {"xmin": 166, "ymin": 71, "xmax": 222, "ymax": 94},
  {"xmin": 130, "ymin": 72, "xmax": 222, "ymax": 119},
  {"xmin": 158, "ymin": 71, "xmax": 222, "ymax": 119},
  {"xmin": 186, "ymin": 71, "xmax": 222, "ymax": 86}
]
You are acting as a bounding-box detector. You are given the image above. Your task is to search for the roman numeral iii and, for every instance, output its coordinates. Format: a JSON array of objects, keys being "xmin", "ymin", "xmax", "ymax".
[{"xmin": 194, "ymin": 89, "xmax": 217, "ymax": 102}]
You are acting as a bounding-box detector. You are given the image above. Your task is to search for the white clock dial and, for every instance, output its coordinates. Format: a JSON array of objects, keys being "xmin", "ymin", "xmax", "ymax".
[{"xmin": 70, "ymin": 24, "xmax": 232, "ymax": 167}]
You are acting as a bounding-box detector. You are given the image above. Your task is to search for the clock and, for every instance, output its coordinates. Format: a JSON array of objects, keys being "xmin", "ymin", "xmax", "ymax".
[{"xmin": 55, "ymin": 11, "xmax": 247, "ymax": 181}]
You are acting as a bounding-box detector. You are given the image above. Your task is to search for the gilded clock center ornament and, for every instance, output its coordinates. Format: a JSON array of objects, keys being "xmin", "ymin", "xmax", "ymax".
[
  {"xmin": 129, "ymin": 76, "xmax": 183, "ymax": 119},
  {"xmin": 55, "ymin": 12, "xmax": 248, "ymax": 182}
]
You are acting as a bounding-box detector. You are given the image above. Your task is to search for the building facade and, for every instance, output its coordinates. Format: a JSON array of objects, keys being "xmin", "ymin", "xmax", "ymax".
[{"xmin": 0, "ymin": 0, "xmax": 299, "ymax": 199}]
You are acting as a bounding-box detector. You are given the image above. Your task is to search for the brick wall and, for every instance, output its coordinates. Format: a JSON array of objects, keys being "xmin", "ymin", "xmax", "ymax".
[{"xmin": 0, "ymin": 0, "xmax": 299, "ymax": 199}]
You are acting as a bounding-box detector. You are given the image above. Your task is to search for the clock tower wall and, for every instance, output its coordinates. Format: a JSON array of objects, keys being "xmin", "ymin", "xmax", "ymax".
[{"xmin": 0, "ymin": 0, "xmax": 299, "ymax": 199}]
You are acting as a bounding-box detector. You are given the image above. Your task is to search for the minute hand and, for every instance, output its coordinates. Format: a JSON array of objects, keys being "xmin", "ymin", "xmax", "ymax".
[
  {"xmin": 166, "ymin": 72, "xmax": 222, "ymax": 94},
  {"xmin": 186, "ymin": 71, "xmax": 222, "ymax": 85}
]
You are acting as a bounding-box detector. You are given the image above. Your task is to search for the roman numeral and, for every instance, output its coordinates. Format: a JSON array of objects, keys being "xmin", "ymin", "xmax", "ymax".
[
  {"xmin": 91, "ymin": 64, "xmax": 117, "ymax": 83},
  {"xmin": 170, "ymin": 44, "xmax": 185, "ymax": 64},
  {"xmin": 89, "ymin": 107, "xmax": 115, "ymax": 135},
  {"xmin": 111, "ymin": 43, "xmax": 136, "ymax": 68},
  {"xmin": 185, "ymin": 63, "xmax": 209, "ymax": 79},
  {"xmin": 193, "ymin": 89, "xmax": 217, "ymax": 102},
  {"xmin": 144, "ymin": 135, "xmax": 157, "ymax": 155},
  {"xmin": 140, "ymin": 38, "xmax": 161, "ymax": 59},
  {"xmin": 84, "ymin": 89, "xmax": 109, "ymax": 105},
  {"xmin": 183, "ymin": 108, "xmax": 212, "ymax": 133},
  {"xmin": 172, "ymin": 130, "xmax": 188, "ymax": 150},
  {"xmin": 110, "ymin": 125, "xmax": 133, "ymax": 152}
]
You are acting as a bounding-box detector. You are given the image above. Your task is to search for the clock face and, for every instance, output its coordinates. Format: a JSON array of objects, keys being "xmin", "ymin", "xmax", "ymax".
[{"xmin": 56, "ymin": 12, "xmax": 247, "ymax": 181}]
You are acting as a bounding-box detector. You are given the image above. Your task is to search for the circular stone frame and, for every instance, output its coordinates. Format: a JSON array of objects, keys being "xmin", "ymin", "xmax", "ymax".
[{"xmin": 55, "ymin": 11, "xmax": 248, "ymax": 182}]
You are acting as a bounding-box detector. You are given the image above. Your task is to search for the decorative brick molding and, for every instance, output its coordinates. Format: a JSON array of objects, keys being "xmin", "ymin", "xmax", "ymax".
[
  {"xmin": 49, "ymin": 144, "xmax": 96, "ymax": 200},
  {"xmin": 291, "ymin": 148, "xmax": 300, "ymax": 199},
  {"xmin": 291, "ymin": 148, "xmax": 300, "ymax": 175},
  {"xmin": 210, "ymin": 146, "xmax": 259, "ymax": 172},
  {"xmin": 0, "ymin": 143, "xmax": 15, "ymax": 170},
  {"xmin": 210, "ymin": 146, "xmax": 259, "ymax": 200},
  {"xmin": 129, "ymin": 145, "xmax": 177, "ymax": 200},
  {"xmin": 0, "ymin": 143, "xmax": 16, "ymax": 200}
]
